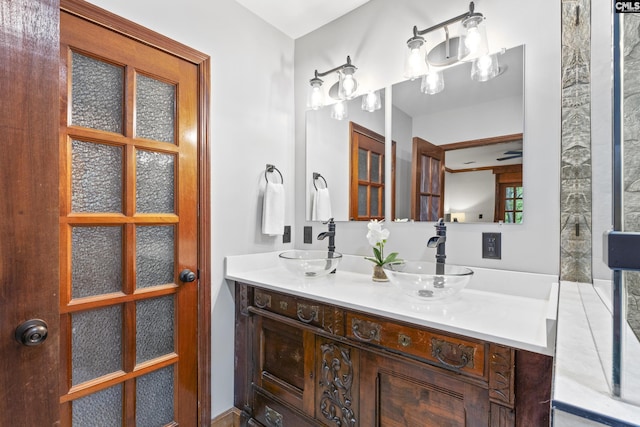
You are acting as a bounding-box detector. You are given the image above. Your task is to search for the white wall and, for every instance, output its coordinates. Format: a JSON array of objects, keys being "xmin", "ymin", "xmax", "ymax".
[
  {"xmin": 295, "ymin": 0, "xmax": 562, "ymax": 274},
  {"xmin": 86, "ymin": 0, "xmax": 295, "ymax": 417}
]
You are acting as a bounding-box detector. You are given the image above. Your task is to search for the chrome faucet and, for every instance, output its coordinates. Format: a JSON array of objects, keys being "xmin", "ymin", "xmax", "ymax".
[
  {"xmin": 427, "ymin": 218, "xmax": 446, "ymax": 276},
  {"xmin": 317, "ymin": 218, "xmax": 337, "ymax": 273},
  {"xmin": 317, "ymin": 218, "xmax": 336, "ymax": 253}
]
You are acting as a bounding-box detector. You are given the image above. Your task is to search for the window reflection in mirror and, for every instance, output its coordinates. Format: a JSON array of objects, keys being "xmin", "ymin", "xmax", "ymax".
[{"xmin": 392, "ymin": 44, "xmax": 525, "ymax": 223}]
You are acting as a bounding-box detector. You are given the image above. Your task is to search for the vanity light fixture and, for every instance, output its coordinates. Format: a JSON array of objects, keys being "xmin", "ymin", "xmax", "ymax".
[
  {"xmin": 307, "ymin": 55, "xmax": 359, "ymax": 111},
  {"xmin": 404, "ymin": 2, "xmax": 494, "ymax": 90}
]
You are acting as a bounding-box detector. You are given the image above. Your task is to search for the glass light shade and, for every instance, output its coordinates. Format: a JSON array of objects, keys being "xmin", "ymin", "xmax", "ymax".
[
  {"xmin": 420, "ymin": 71, "xmax": 444, "ymax": 95},
  {"xmin": 361, "ymin": 91, "xmax": 381, "ymax": 112},
  {"xmin": 404, "ymin": 37, "xmax": 428, "ymax": 80},
  {"xmin": 307, "ymin": 81, "xmax": 324, "ymax": 110},
  {"xmin": 330, "ymin": 100, "xmax": 348, "ymax": 120},
  {"xmin": 338, "ymin": 71, "xmax": 357, "ymax": 100},
  {"xmin": 471, "ymin": 53, "xmax": 500, "ymax": 82},
  {"xmin": 458, "ymin": 16, "xmax": 489, "ymax": 61}
]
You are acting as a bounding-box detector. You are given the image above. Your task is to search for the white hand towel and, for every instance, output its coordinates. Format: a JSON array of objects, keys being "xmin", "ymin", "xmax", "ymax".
[
  {"xmin": 262, "ymin": 181, "xmax": 285, "ymax": 236},
  {"xmin": 312, "ymin": 188, "xmax": 332, "ymax": 222}
]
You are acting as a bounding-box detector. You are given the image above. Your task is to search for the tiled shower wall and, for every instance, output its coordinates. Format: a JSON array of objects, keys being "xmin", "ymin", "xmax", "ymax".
[
  {"xmin": 561, "ymin": 1, "xmax": 640, "ymax": 338},
  {"xmin": 561, "ymin": 0, "xmax": 592, "ymax": 283}
]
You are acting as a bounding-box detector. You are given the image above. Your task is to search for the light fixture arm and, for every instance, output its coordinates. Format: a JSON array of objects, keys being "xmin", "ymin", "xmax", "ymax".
[
  {"xmin": 413, "ymin": 2, "xmax": 481, "ymax": 37},
  {"xmin": 313, "ymin": 56, "xmax": 357, "ymax": 78}
]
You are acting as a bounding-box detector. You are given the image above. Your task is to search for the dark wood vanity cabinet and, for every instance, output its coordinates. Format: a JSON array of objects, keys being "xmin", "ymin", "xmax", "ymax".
[{"xmin": 234, "ymin": 283, "xmax": 552, "ymax": 427}]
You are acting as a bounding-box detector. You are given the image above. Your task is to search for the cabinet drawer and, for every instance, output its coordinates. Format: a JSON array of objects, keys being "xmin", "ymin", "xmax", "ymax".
[
  {"xmin": 253, "ymin": 389, "xmax": 318, "ymax": 427},
  {"xmin": 346, "ymin": 312, "xmax": 486, "ymax": 378},
  {"xmin": 254, "ymin": 288, "xmax": 344, "ymax": 335}
]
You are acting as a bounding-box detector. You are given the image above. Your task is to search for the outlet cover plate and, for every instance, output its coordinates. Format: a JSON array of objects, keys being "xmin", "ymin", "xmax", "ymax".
[{"xmin": 482, "ymin": 232, "xmax": 501, "ymax": 259}]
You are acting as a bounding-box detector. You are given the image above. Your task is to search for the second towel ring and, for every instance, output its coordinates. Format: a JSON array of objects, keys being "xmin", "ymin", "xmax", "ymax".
[
  {"xmin": 265, "ymin": 164, "xmax": 283, "ymax": 184},
  {"xmin": 313, "ymin": 172, "xmax": 328, "ymax": 190}
]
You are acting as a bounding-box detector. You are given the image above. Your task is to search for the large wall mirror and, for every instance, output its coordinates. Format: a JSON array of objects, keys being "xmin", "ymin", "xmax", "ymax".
[
  {"xmin": 392, "ymin": 44, "xmax": 525, "ymax": 223},
  {"xmin": 306, "ymin": 45, "xmax": 524, "ymax": 224},
  {"xmin": 306, "ymin": 92, "xmax": 387, "ymax": 221}
]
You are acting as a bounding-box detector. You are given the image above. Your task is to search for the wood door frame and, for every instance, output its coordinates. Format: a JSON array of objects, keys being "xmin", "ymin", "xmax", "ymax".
[{"xmin": 60, "ymin": 1, "xmax": 212, "ymax": 425}]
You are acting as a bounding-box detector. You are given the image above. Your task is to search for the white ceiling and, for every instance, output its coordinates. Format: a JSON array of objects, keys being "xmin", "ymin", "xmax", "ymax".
[{"xmin": 233, "ymin": 0, "xmax": 371, "ymax": 39}]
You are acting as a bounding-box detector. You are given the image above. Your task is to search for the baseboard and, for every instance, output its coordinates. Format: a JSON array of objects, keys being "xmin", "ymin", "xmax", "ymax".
[{"xmin": 211, "ymin": 407, "xmax": 242, "ymax": 427}]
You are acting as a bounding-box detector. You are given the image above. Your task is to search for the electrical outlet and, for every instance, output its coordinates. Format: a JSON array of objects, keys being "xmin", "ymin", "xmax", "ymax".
[
  {"xmin": 482, "ymin": 232, "xmax": 501, "ymax": 259},
  {"xmin": 283, "ymin": 225, "xmax": 291, "ymax": 243},
  {"xmin": 303, "ymin": 226, "xmax": 313, "ymax": 244}
]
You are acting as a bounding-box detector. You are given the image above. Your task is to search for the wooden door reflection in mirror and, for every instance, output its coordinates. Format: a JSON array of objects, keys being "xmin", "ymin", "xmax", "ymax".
[
  {"xmin": 411, "ymin": 137, "xmax": 444, "ymax": 221},
  {"xmin": 350, "ymin": 122, "xmax": 395, "ymax": 221}
]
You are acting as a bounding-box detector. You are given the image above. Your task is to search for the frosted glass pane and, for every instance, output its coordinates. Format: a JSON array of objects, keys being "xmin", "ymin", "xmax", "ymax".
[
  {"xmin": 358, "ymin": 185, "xmax": 367, "ymax": 216},
  {"xmin": 72, "ymin": 384, "xmax": 122, "ymax": 427},
  {"xmin": 71, "ymin": 140, "xmax": 123, "ymax": 213},
  {"xmin": 430, "ymin": 159, "xmax": 441, "ymax": 193},
  {"xmin": 72, "ymin": 226, "xmax": 122, "ymax": 299},
  {"xmin": 420, "ymin": 196, "xmax": 429, "ymax": 222},
  {"xmin": 136, "ymin": 296, "xmax": 174, "ymax": 363},
  {"xmin": 136, "ymin": 226, "xmax": 174, "ymax": 288},
  {"xmin": 420, "ymin": 155, "xmax": 429, "ymax": 192},
  {"xmin": 72, "ymin": 305, "xmax": 122, "ymax": 385},
  {"xmin": 136, "ymin": 150, "xmax": 174, "ymax": 213},
  {"xmin": 371, "ymin": 188, "xmax": 379, "ymax": 216},
  {"xmin": 430, "ymin": 196, "xmax": 439, "ymax": 219},
  {"xmin": 71, "ymin": 52, "xmax": 123, "ymax": 133},
  {"xmin": 136, "ymin": 74, "xmax": 176, "ymax": 143},
  {"xmin": 136, "ymin": 366, "xmax": 174, "ymax": 427},
  {"xmin": 371, "ymin": 153, "xmax": 380, "ymax": 183},
  {"xmin": 358, "ymin": 149, "xmax": 368, "ymax": 181}
]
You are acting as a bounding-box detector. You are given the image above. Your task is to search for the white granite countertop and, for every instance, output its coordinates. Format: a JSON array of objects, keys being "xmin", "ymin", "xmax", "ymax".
[
  {"xmin": 553, "ymin": 280, "xmax": 640, "ymax": 425},
  {"xmin": 225, "ymin": 252, "xmax": 559, "ymax": 356}
]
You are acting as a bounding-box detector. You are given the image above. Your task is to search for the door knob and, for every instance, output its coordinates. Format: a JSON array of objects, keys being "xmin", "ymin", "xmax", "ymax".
[
  {"xmin": 15, "ymin": 319, "xmax": 48, "ymax": 346},
  {"xmin": 179, "ymin": 269, "xmax": 196, "ymax": 283}
]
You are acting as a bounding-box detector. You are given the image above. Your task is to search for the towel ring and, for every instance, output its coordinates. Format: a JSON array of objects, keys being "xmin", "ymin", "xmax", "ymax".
[
  {"xmin": 313, "ymin": 172, "xmax": 328, "ymax": 190},
  {"xmin": 265, "ymin": 164, "xmax": 283, "ymax": 184}
]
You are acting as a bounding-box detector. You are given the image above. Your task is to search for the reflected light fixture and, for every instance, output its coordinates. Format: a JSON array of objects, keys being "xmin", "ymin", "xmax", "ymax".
[
  {"xmin": 330, "ymin": 100, "xmax": 348, "ymax": 120},
  {"xmin": 471, "ymin": 53, "xmax": 500, "ymax": 82},
  {"xmin": 403, "ymin": 2, "xmax": 493, "ymax": 91},
  {"xmin": 421, "ymin": 70, "xmax": 444, "ymax": 95},
  {"xmin": 361, "ymin": 90, "xmax": 382, "ymax": 112},
  {"xmin": 307, "ymin": 56, "xmax": 358, "ymax": 112}
]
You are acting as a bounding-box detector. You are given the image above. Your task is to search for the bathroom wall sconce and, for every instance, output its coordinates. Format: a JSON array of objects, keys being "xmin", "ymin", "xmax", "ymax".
[
  {"xmin": 307, "ymin": 55, "xmax": 382, "ymax": 118},
  {"xmin": 404, "ymin": 1, "xmax": 495, "ymax": 91},
  {"xmin": 307, "ymin": 55, "xmax": 358, "ymax": 111}
]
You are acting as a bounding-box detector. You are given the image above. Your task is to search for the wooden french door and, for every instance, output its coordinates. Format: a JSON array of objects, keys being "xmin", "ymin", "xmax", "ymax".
[
  {"xmin": 58, "ymin": 5, "xmax": 203, "ymax": 426},
  {"xmin": 411, "ymin": 137, "xmax": 444, "ymax": 221}
]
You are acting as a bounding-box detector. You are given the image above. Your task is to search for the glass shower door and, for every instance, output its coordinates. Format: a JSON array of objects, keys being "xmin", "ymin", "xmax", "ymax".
[{"xmin": 610, "ymin": 10, "xmax": 640, "ymax": 406}]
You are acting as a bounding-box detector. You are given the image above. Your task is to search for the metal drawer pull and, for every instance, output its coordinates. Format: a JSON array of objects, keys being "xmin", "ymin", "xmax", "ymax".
[
  {"xmin": 255, "ymin": 292, "xmax": 271, "ymax": 309},
  {"xmin": 297, "ymin": 303, "xmax": 319, "ymax": 323},
  {"xmin": 351, "ymin": 318, "xmax": 381, "ymax": 342},
  {"xmin": 265, "ymin": 405, "xmax": 283, "ymax": 427},
  {"xmin": 432, "ymin": 338, "xmax": 474, "ymax": 369}
]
